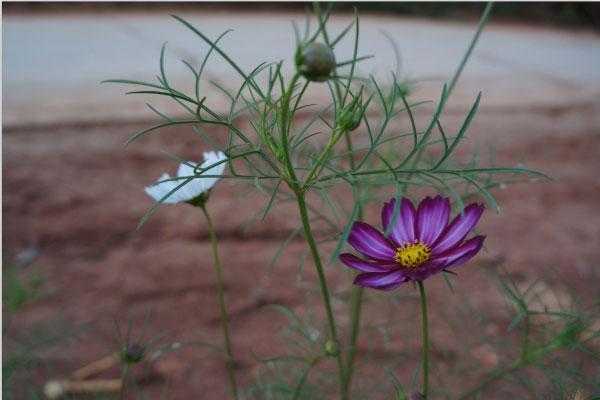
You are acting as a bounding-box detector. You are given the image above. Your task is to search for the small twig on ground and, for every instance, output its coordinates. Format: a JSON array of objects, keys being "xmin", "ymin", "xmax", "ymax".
[
  {"xmin": 44, "ymin": 379, "xmax": 122, "ymax": 399},
  {"xmin": 71, "ymin": 352, "xmax": 120, "ymax": 380}
]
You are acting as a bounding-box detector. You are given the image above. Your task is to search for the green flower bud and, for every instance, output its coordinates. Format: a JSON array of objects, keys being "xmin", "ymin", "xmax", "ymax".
[
  {"xmin": 336, "ymin": 89, "xmax": 365, "ymax": 132},
  {"xmin": 324, "ymin": 339, "xmax": 339, "ymax": 357},
  {"xmin": 336, "ymin": 105, "xmax": 363, "ymax": 132},
  {"xmin": 394, "ymin": 81, "xmax": 412, "ymax": 99},
  {"xmin": 295, "ymin": 42, "xmax": 336, "ymax": 82},
  {"xmin": 121, "ymin": 343, "xmax": 146, "ymax": 364}
]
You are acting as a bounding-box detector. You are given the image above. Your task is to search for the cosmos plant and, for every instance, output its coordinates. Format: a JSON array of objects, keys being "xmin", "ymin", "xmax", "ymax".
[{"xmin": 107, "ymin": 2, "xmax": 554, "ymax": 399}]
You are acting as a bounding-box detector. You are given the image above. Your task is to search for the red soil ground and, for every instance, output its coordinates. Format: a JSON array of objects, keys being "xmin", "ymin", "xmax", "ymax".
[{"xmin": 3, "ymin": 101, "xmax": 600, "ymax": 399}]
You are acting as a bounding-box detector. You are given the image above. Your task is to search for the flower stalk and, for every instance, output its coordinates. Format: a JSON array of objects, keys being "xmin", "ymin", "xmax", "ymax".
[
  {"xmin": 341, "ymin": 128, "xmax": 363, "ymax": 399},
  {"xmin": 279, "ymin": 67, "xmax": 347, "ymax": 398},
  {"xmin": 343, "ymin": 283, "xmax": 363, "ymax": 397},
  {"xmin": 418, "ymin": 281, "xmax": 430, "ymax": 398},
  {"xmin": 295, "ymin": 189, "xmax": 347, "ymax": 399},
  {"xmin": 119, "ymin": 364, "xmax": 129, "ymax": 400},
  {"xmin": 200, "ymin": 204, "xmax": 239, "ymax": 400}
]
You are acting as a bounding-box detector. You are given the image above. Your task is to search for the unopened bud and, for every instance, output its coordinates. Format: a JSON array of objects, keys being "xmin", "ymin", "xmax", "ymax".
[
  {"xmin": 121, "ymin": 343, "xmax": 146, "ymax": 364},
  {"xmin": 336, "ymin": 90, "xmax": 365, "ymax": 132},
  {"xmin": 324, "ymin": 340, "xmax": 339, "ymax": 357},
  {"xmin": 336, "ymin": 106, "xmax": 363, "ymax": 132},
  {"xmin": 295, "ymin": 42, "xmax": 336, "ymax": 82},
  {"xmin": 395, "ymin": 81, "xmax": 412, "ymax": 98}
]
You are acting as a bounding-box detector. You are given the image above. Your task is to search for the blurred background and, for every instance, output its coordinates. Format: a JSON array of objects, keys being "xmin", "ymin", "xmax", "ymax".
[{"xmin": 3, "ymin": 2, "xmax": 600, "ymax": 399}]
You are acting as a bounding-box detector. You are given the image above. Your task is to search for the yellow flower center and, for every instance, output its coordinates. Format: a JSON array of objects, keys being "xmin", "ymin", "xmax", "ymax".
[{"xmin": 394, "ymin": 242, "xmax": 431, "ymax": 268}]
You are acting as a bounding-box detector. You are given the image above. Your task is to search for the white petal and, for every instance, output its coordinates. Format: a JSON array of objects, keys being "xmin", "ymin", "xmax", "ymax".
[
  {"xmin": 145, "ymin": 150, "xmax": 227, "ymax": 205},
  {"xmin": 197, "ymin": 151, "xmax": 227, "ymax": 191},
  {"xmin": 176, "ymin": 161, "xmax": 204, "ymax": 201},
  {"xmin": 145, "ymin": 173, "xmax": 183, "ymax": 204},
  {"xmin": 177, "ymin": 161, "xmax": 197, "ymax": 179}
]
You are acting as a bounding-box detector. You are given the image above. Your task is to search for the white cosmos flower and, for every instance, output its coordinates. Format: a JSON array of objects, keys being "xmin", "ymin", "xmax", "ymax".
[{"xmin": 145, "ymin": 151, "xmax": 227, "ymax": 204}]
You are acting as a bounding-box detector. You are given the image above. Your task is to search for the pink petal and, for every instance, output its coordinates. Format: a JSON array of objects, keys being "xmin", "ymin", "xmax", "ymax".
[
  {"xmin": 339, "ymin": 253, "xmax": 395, "ymax": 273},
  {"xmin": 431, "ymin": 235, "xmax": 485, "ymax": 271},
  {"xmin": 432, "ymin": 203, "xmax": 484, "ymax": 255},
  {"xmin": 416, "ymin": 196, "xmax": 451, "ymax": 246},
  {"xmin": 353, "ymin": 270, "xmax": 409, "ymax": 290},
  {"xmin": 348, "ymin": 221, "xmax": 396, "ymax": 261},
  {"xmin": 381, "ymin": 198, "xmax": 417, "ymax": 246}
]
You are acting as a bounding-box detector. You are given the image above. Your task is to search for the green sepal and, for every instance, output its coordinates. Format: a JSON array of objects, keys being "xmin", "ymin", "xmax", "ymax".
[{"xmin": 187, "ymin": 192, "xmax": 210, "ymax": 208}]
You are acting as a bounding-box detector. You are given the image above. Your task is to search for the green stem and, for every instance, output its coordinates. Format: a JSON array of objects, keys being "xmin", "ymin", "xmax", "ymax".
[
  {"xmin": 303, "ymin": 128, "xmax": 342, "ymax": 187},
  {"xmin": 341, "ymin": 133, "xmax": 364, "ymax": 399},
  {"xmin": 418, "ymin": 281, "xmax": 430, "ymax": 398},
  {"xmin": 342, "ymin": 283, "xmax": 363, "ymax": 396},
  {"xmin": 119, "ymin": 364, "xmax": 129, "ymax": 400},
  {"xmin": 281, "ymin": 68, "xmax": 346, "ymax": 398},
  {"xmin": 295, "ymin": 190, "xmax": 347, "ymax": 399},
  {"xmin": 447, "ymin": 2, "xmax": 494, "ymax": 96},
  {"xmin": 201, "ymin": 204, "xmax": 239, "ymax": 400},
  {"xmin": 291, "ymin": 356, "xmax": 323, "ymax": 400}
]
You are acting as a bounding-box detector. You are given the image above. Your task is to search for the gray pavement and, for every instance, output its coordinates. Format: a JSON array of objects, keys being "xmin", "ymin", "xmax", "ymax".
[{"xmin": 3, "ymin": 11, "xmax": 600, "ymax": 128}]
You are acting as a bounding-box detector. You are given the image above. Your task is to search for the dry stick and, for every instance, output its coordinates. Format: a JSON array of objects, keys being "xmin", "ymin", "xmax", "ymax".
[
  {"xmin": 43, "ymin": 353, "xmax": 121, "ymax": 399},
  {"xmin": 71, "ymin": 353, "xmax": 120, "ymax": 380},
  {"xmin": 44, "ymin": 379, "xmax": 122, "ymax": 399}
]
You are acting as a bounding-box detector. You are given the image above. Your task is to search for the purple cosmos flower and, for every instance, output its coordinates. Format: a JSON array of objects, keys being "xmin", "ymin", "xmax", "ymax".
[{"xmin": 340, "ymin": 196, "xmax": 485, "ymax": 290}]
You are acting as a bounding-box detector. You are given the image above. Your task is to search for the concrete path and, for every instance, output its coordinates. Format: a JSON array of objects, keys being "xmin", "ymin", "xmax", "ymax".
[{"xmin": 3, "ymin": 11, "xmax": 600, "ymax": 128}]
